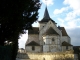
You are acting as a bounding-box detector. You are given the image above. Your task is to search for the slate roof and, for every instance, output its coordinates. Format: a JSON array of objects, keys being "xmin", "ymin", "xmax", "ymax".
[
  {"xmin": 39, "ymin": 7, "xmax": 56, "ymax": 23},
  {"xmin": 26, "ymin": 41, "xmax": 40, "ymax": 46},
  {"xmin": 28, "ymin": 27, "xmax": 39, "ymax": 34},
  {"xmin": 62, "ymin": 41, "xmax": 72, "ymax": 46},
  {"xmin": 28, "ymin": 27, "xmax": 69, "ymax": 36},
  {"xmin": 43, "ymin": 27, "xmax": 59, "ymax": 35},
  {"xmin": 58, "ymin": 27, "xmax": 69, "ymax": 36}
]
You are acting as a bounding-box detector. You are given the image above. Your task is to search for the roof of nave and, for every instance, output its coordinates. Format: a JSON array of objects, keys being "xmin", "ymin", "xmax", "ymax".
[
  {"xmin": 62, "ymin": 41, "xmax": 72, "ymax": 46},
  {"xmin": 28, "ymin": 27, "xmax": 39, "ymax": 34},
  {"xmin": 39, "ymin": 7, "xmax": 56, "ymax": 24},
  {"xmin": 43, "ymin": 27, "xmax": 59, "ymax": 35},
  {"xmin": 26, "ymin": 41, "xmax": 40, "ymax": 46},
  {"xmin": 58, "ymin": 27, "xmax": 69, "ymax": 36}
]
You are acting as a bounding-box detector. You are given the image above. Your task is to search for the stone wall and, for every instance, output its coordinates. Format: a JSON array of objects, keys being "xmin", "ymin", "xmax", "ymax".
[
  {"xmin": 28, "ymin": 34, "xmax": 39, "ymax": 43},
  {"xmin": 62, "ymin": 46, "xmax": 73, "ymax": 51},
  {"xmin": 16, "ymin": 51, "xmax": 76, "ymax": 60},
  {"xmin": 27, "ymin": 51, "xmax": 74, "ymax": 60},
  {"xmin": 61, "ymin": 36, "xmax": 71, "ymax": 44},
  {"xmin": 25, "ymin": 46, "xmax": 41, "ymax": 53},
  {"xmin": 39, "ymin": 20, "xmax": 62, "ymax": 45}
]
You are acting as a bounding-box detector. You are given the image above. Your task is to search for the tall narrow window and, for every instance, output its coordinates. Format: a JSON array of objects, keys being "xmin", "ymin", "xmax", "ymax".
[
  {"xmin": 32, "ymin": 46, "xmax": 35, "ymax": 51},
  {"xmin": 66, "ymin": 46, "xmax": 68, "ymax": 50},
  {"xmin": 52, "ymin": 38, "xmax": 54, "ymax": 41}
]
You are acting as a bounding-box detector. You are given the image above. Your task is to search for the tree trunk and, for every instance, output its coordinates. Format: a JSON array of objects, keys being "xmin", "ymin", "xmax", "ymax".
[{"xmin": 11, "ymin": 40, "xmax": 18, "ymax": 60}]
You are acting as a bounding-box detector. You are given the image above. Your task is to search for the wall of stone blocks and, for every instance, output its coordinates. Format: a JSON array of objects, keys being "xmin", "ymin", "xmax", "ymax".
[
  {"xmin": 28, "ymin": 52, "xmax": 74, "ymax": 60},
  {"xmin": 28, "ymin": 34, "xmax": 39, "ymax": 43},
  {"xmin": 16, "ymin": 51, "xmax": 76, "ymax": 60},
  {"xmin": 62, "ymin": 46, "xmax": 73, "ymax": 51},
  {"xmin": 25, "ymin": 46, "xmax": 41, "ymax": 53},
  {"xmin": 61, "ymin": 36, "xmax": 71, "ymax": 44}
]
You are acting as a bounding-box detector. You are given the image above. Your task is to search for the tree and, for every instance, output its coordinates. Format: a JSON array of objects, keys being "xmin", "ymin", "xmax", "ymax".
[{"xmin": 0, "ymin": 0, "xmax": 41, "ymax": 60}]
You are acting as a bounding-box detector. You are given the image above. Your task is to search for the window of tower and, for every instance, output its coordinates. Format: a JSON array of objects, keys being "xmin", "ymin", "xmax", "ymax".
[
  {"xmin": 52, "ymin": 38, "xmax": 54, "ymax": 41},
  {"xmin": 32, "ymin": 46, "xmax": 35, "ymax": 51}
]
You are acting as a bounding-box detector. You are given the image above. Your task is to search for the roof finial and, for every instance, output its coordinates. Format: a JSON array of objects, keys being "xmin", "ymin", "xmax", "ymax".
[{"xmin": 45, "ymin": 0, "xmax": 47, "ymax": 7}]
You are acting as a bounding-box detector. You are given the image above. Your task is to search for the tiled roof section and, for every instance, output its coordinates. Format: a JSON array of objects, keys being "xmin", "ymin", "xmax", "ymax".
[
  {"xmin": 43, "ymin": 27, "xmax": 59, "ymax": 35},
  {"xmin": 62, "ymin": 41, "xmax": 72, "ymax": 46},
  {"xmin": 28, "ymin": 27, "xmax": 39, "ymax": 34},
  {"xmin": 26, "ymin": 41, "xmax": 40, "ymax": 46},
  {"xmin": 59, "ymin": 27, "xmax": 69, "ymax": 36},
  {"xmin": 73, "ymin": 46, "xmax": 80, "ymax": 54}
]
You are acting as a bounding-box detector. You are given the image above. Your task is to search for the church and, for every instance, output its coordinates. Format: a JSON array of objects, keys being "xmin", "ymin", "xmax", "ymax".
[{"xmin": 16, "ymin": 7, "xmax": 80, "ymax": 60}]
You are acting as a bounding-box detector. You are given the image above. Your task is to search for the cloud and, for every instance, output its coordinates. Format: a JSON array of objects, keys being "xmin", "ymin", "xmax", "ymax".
[
  {"xmin": 67, "ymin": 28, "xmax": 80, "ymax": 46},
  {"xmin": 58, "ymin": 17, "xmax": 80, "ymax": 46},
  {"xmin": 57, "ymin": 0, "xmax": 80, "ymax": 46},
  {"xmin": 57, "ymin": 17, "xmax": 80, "ymax": 29},
  {"xmin": 63, "ymin": 0, "xmax": 80, "ymax": 10},
  {"xmin": 53, "ymin": 7, "xmax": 69, "ymax": 15},
  {"xmin": 41, "ymin": 0, "xmax": 54, "ymax": 6},
  {"xmin": 54, "ymin": 0, "xmax": 80, "ymax": 28}
]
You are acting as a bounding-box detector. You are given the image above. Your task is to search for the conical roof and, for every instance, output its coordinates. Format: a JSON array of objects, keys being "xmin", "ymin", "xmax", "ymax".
[
  {"xmin": 43, "ymin": 7, "xmax": 50, "ymax": 20},
  {"xmin": 39, "ymin": 7, "xmax": 55, "ymax": 23}
]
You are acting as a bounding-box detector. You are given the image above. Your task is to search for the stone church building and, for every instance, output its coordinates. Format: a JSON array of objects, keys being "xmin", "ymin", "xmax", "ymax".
[{"xmin": 16, "ymin": 7, "xmax": 79, "ymax": 60}]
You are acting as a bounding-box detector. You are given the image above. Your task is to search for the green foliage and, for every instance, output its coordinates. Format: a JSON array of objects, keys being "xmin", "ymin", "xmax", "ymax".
[
  {"xmin": 0, "ymin": 0, "xmax": 40, "ymax": 45},
  {"xmin": 0, "ymin": 0, "xmax": 41, "ymax": 60}
]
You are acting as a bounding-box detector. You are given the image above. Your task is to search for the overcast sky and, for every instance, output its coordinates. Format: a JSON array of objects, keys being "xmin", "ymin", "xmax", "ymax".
[{"xmin": 19, "ymin": 0, "xmax": 80, "ymax": 48}]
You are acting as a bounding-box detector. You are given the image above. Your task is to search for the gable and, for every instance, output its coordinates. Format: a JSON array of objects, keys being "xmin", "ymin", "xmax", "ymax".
[
  {"xmin": 39, "ymin": 20, "xmax": 62, "ymax": 36},
  {"xmin": 43, "ymin": 27, "xmax": 59, "ymax": 35}
]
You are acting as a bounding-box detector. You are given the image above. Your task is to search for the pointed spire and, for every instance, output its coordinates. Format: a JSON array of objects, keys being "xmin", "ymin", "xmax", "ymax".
[
  {"xmin": 39, "ymin": 6, "xmax": 56, "ymax": 24},
  {"xmin": 40, "ymin": 7, "xmax": 51, "ymax": 22},
  {"xmin": 43, "ymin": 6, "xmax": 50, "ymax": 19}
]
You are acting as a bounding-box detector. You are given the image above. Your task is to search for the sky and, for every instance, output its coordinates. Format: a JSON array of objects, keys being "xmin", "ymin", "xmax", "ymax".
[{"xmin": 19, "ymin": 0, "xmax": 80, "ymax": 48}]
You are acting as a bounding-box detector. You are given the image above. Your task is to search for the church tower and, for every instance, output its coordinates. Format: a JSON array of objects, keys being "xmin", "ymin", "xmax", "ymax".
[{"xmin": 39, "ymin": 7, "xmax": 62, "ymax": 52}]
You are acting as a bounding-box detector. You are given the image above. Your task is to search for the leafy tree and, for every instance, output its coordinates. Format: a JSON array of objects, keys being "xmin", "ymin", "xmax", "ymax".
[{"xmin": 0, "ymin": 0, "xmax": 41, "ymax": 60}]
